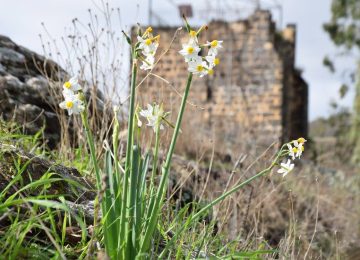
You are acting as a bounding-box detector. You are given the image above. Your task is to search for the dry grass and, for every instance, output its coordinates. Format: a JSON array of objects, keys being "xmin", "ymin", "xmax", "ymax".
[{"xmin": 164, "ymin": 145, "xmax": 360, "ymax": 259}]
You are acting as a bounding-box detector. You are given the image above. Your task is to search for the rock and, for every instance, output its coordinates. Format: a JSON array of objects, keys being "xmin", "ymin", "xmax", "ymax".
[
  {"xmin": 0, "ymin": 35, "xmax": 66, "ymax": 81},
  {"xmin": 0, "ymin": 35, "xmax": 111, "ymax": 149},
  {"xmin": 0, "ymin": 75, "xmax": 61, "ymax": 147},
  {"xmin": 0, "ymin": 143, "xmax": 95, "ymax": 203},
  {"xmin": 0, "ymin": 142, "xmax": 97, "ymax": 236},
  {"xmin": 0, "ymin": 35, "xmax": 66, "ymax": 148}
]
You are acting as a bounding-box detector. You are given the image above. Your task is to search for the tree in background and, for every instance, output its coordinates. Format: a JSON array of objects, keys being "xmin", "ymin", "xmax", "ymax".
[{"xmin": 323, "ymin": 0, "xmax": 360, "ymax": 164}]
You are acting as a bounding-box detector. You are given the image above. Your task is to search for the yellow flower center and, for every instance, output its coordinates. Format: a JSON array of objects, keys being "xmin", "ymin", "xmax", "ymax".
[
  {"xmin": 196, "ymin": 65, "xmax": 203, "ymax": 72},
  {"xmin": 145, "ymin": 39, "xmax": 152, "ymax": 45},
  {"xmin": 208, "ymin": 69, "xmax": 214, "ymax": 75},
  {"xmin": 64, "ymin": 81, "xmax": 72, "ymax": 89},
  {"xmin": 146, "ymin": 27, "xmax": 153, "ymax": 33},
  {"xmin": 189, "ymin": 30, "xmax": 197, "ymax": 37},
  {"xmin": 292, "ymin": 147, "xmax": 298, "ymax": 153},
  {"xmin": 214, "ymin": 58, "xmax": 220, "ymax": 65},
  {"xmin": 297, "ymin": 137, "xmax": 306, "ymax": 144},
  {"xmin": 211, "ymin": 40, "xmax": 218, "ymax": 47},
  {"xmin": 66, "ymin": 101, "xmax": 74, "ymax": 109},
  {"xmin": 187, "ymin": 47, "xmax": 194, "ymax": 54}
]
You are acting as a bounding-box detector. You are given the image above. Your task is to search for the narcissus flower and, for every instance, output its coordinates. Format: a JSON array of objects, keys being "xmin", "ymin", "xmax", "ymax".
[
  {"xmin": 137, "ymin": 27, "xmax": 160, "ymax": 71},
  {"xmin": 137, "ymin": 35, "xmax": 159, "ymax": 56},
  {"xmin": 179, "ymin": 24, "xmax": 222, "ymax": 77},
  {"xmin": 179, "ymin": 42, "xmax": 201, "ymax": 62},
  {"xmin": 287, "ymin": 143, "xmax": 296, "ymax": 160},
  {"xmin": 205, "ymin": 55, "xmax": 220, "ymax": 67},
  {"xmin": 139, "ymin": 103, "xmax": 165, "ymax": 132},
  {"xmin": 293, "ymin": 138, "xmax": 306, "ymax": 158},
  {"xmin": 188, "ymin": 30, "xmax": 198, "ymax": 44},
  {"xmin": 279, "ymin": 137, "xmax": 306, "ymax": 178},
  {"xmin": 294, "ymin": 137, "xmax": 307, "ymax": 148},
  {"xmin": 206, "ymin": 40, "xmax": 223, "ymax": 56},
  {"xmin": 59, "ymin": 92, "xmax": 84, "ymax": 115},
  {"xmin": 63, "ymin": 76, "xmax": 81, "ymax": 94},
  {"xmin": 187, "ymin": 57, "xmax": 208, "ymax": 77},
  {"xmin": 287, "ymin": 138, "xmax": 306, "ymax": 160},
  {"xmin": 277, "ymin": 159, "xmax": 294, "ymax": 177},
  {"xmin": 140, "ymin": 55, "xmax": 155, "ymax": 71}
]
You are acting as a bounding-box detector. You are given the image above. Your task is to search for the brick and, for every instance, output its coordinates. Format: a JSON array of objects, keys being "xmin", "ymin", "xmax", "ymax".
[{"xmin": 132, "ymin": 10, "xmax": 308, "ymax": 155}]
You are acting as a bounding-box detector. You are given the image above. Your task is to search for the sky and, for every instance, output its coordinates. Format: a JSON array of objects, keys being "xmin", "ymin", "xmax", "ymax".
[{"xmin": 0, "ymin": 0, "xmax": 355, "ymax": 121}]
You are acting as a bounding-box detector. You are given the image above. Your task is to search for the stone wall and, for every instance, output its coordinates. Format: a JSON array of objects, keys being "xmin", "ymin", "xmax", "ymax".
[{"xmin": 135, "ymin": 9, "xmax": 308, "ymax": 156}]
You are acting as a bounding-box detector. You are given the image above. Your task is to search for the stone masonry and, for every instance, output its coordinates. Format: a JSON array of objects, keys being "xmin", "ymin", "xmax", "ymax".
[{"xmin": 136, "ymin": 10, "xmax": 308, "ymax": 156}]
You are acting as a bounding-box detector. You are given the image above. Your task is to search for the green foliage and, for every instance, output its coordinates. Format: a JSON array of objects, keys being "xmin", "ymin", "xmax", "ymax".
[
  {"xmin": 324, "ymin": 0, "xmax": 360, "ymax": 164},
  {"xmin": 324, "ymin": 0, "xmax": 360, "ymax": 49},
  {"xmin": 339, "ymin": 83, "xmax": 349, "ymax": 97},
  {"xmin": 323, "ymin": 56, "xmax": 335, "ymax": 73},
  {"xmin": 0, "ymin": 156, "xmax": 86, "ymax": 258},
  {"xmin": 0, "ymin": 122, "xmax": 91, "ymax": 259}
]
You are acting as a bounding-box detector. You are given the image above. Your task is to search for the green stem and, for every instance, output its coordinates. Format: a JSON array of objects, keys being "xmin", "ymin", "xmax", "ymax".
[
  {"xmin": 145, "ymin": 122, "xmax": 161, "ymax": 228},
  {"xmin": 81, "ymin": 111, "xmax": 101, "ymax": 188},
  {"xmin": 127, "ymin": 145, "xmax": 140, "ymax": 259},
  {"xmin": 140, "ymin": 73, "xmax": 193, "ymax": 253},
  {"xmin": 151, "ymin": 126, "xmax": 161, "ymax": 187},
  {"xmin": 113, "ymin": 109, "xmax": 121, "ymax": 189},
  {"xmin": 81, "ymin": 110, "xmax": 108, "ymax": 254},
  {"xmin": 119, "ymin": 57, "xmax": 138, "ymax": 258}
]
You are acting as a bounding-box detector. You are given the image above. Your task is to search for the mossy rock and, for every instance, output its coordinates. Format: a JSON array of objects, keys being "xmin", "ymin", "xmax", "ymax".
[{"xmin": 0, "ymin": 143, "xmax": 95, "ymax": 203}]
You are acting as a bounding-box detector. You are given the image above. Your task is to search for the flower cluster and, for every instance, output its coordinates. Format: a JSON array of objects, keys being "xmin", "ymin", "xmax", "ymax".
[
  {"xmin": 137, "ymin": 27, "xmax": 160, "ymax": 70},
  {"xmin": 179, "ymin": 28, "xmax": 222, "ymax": 77},
  {"xmin": 59, "ymin": 76, "xmax": 84, "ymax": 115},
  {"xmin": 277, "ymin": 137, "xmax": 307, "ymax": 177},
  {"xmin": 139, "ymin": 103, "xmax": 165, "ymax": 132}
]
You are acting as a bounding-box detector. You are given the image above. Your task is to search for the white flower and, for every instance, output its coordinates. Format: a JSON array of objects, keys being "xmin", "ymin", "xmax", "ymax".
[
  {"xmin": 287, "ymin": 143, "xmax": 296, "ymax": 160},
  {"xmin": 287, "ymin": 138, "xmax": 306, "ymax": 160},
  {"xmin": 188, "ymin": 56, "xmax": 208, "ymax": 77},
  {"xmin": 188, "ymin": 30, "xmax": 198, "ymax": 44},
  {"xmin": 137, "ymin": 36, "xmax": 158, "ymax": 56},
  {"xmin": 179, "ymin": 42, "xmax": 201, "ymax": 62},
  {"xmin": 136, "ymin": 28, "xmax": 159, "ymax": 71},
  {"xmin": 277, "ymin": 159, "xmax": 294, "ymax": 177},
  {"xmin": 206, "ymin": 40, "xmax": 223, "ymax": 56},
  {"xmin": 139, "ymin": 104, "xmax": 165, "ymax": 132},
  {"xmin": 140, "ymin": 55, "xmax": 155, "ymax": 70},
  {"xmin": 179, "ymin": 27, "xmax": 222, "ymax": 77},
  {"xmin": 293, "ymin": 142, "xmax": 305, "ymax": 159},
  {"xmin": 205, "ymin": 55, "xmax": 220, "ymax": 68},
  {"xmin": 63, "ymin": 76, "xmax": 81, "ymax": 94},
  {"xmin": 59, "ymin": 92, "xmax": 84, "ymax": 115},
  {"xmin": 294, "ymin": 137, "xmax": 307, "ymax": 147},
  {"xmin": 137, "ymin": 118, "xmax": 143, "ymax": 127}
]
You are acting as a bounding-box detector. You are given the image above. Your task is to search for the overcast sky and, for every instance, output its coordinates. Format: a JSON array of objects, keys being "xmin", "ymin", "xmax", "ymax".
[{"xmin": 0, "ymin": 0, "xmax": 355, "ymax": 120}]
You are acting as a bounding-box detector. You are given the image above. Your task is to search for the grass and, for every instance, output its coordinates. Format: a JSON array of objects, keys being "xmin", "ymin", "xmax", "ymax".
[{"xmin": 0, "ymin": 126, "xmax": 87, "ymax": 259}]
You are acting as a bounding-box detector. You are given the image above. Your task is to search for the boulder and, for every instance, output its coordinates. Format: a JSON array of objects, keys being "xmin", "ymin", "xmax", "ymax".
[
  {"xmin": 0, "ymin": 35, "xmax": 67, "ymax": 148},
  {"xmin": 0, "ymin": 143, "xmax": 95, "ymax": 202},
  {"xmin": 0, "ymin": 35, "xmax": 110, "ymax": 149}
]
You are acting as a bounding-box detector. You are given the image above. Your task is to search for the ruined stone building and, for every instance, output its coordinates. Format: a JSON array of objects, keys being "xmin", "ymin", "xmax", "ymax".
[{"xmin": 137, "ymin": 10, "xmax": 308, "ymax": 156}]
